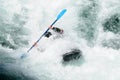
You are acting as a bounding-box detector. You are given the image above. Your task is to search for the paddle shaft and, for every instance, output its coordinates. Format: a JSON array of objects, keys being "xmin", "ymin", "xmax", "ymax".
[{"xmin": 27, "ymin": 19, "xmax": 58, "ymax": 53}]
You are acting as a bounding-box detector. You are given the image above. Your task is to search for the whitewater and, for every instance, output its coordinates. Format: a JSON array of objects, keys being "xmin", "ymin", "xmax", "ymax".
[{"xmin": 0, "ymin": 0, "xmax": 120, "ymax": 80}]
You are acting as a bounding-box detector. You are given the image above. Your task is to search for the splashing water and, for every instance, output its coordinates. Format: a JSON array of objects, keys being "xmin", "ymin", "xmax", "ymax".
[{"xmin": 0, "ymin": 0, "xmax": 120, "ymax": 80}]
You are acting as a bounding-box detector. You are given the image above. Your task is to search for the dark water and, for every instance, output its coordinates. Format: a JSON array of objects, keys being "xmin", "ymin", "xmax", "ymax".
[{"xmin": 0, "ymin": 64, "xmax": 35, "ymax": 80}]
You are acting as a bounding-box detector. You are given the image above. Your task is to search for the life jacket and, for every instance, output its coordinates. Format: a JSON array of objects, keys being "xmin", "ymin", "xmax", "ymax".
[
  {"xmin": 44, "ymin": 32, "xmax": 52, "ymax": 38},
  {"xmin": 44, "ymin": 27, "xmax": 63, "ymax": 38},
  {"xmin": 52, "ymin": 27, "xmax": 63, "ymax": 34}
]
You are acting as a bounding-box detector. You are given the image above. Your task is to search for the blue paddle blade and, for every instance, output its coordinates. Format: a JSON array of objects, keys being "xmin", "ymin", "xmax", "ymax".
[{"xmin": 57, "ymin": 9, "xmax": 67, "ymax": 20}]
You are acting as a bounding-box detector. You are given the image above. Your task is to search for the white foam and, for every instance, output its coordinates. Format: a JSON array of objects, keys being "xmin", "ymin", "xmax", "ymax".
[{"xmin": 1, "ymin": 0, "xmax": 120, "ymax": 80}]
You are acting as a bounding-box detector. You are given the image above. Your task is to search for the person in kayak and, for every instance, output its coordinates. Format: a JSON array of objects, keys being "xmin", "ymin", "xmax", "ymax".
[{"xmin": 44, "ymin": 27, "xmax": 64, "ymax": 38}]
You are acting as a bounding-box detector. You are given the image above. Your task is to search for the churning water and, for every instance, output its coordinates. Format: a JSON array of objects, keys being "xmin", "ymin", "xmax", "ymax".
[{"xmin": 0, "ymin": 0, "xmax": 120, "ymax": 80}]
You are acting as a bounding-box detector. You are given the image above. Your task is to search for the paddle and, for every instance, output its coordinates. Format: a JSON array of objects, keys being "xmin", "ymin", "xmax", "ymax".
[{"xmin": 27, "ymin": 9, "xmax": 67, "ymax": 53}]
